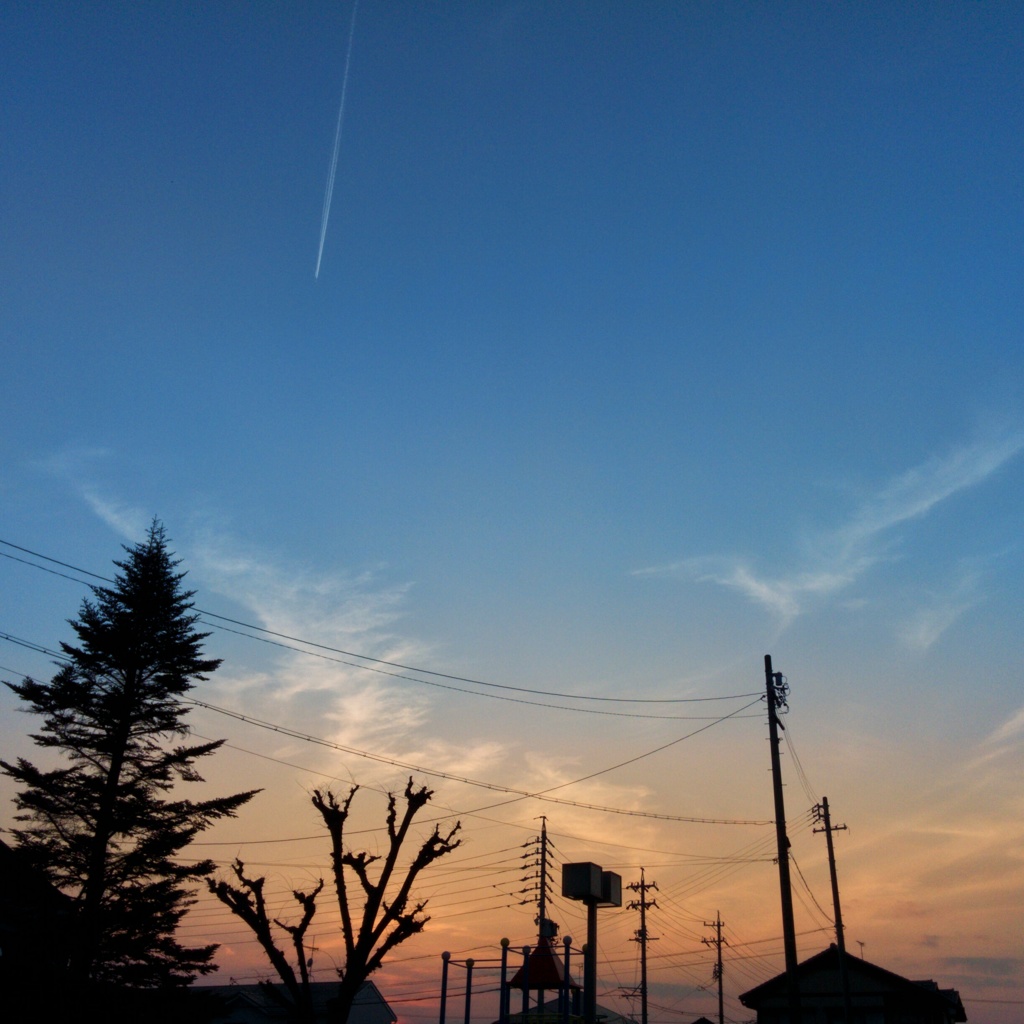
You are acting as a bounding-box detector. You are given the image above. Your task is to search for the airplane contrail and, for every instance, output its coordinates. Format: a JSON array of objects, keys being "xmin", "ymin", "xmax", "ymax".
[{"xmin": 315, "ymin": 0, "xmax": 359, "ymax": 280}]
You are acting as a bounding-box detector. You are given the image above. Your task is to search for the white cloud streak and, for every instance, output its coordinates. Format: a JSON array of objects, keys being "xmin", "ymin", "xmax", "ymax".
[
  {"xmin": 81, "ymin": 489, "xmax": 150, "ymax": 541},
  {"xmin": 960, "ymin": 705, "xmax": 1024, "ymax": 775},
  {"xmin": 315, "ymin": 0, "xmax": 359, "ymax": 280},
  {"xmin": 35, "ymin": 446, "xmax": 150, "ymax": 542},
  {"xmin": 896, "ymin": 563, "xmax": 982, "ymax": 652},
  {"xmin": 829, "ymin": 429, "xmax": 1023, "ymax": 562},
  {"xmin": 184, "ymin": 527, "xmax": 511, "ymax": 783},
  {"xmin": 635, "ymin": 427, "xmax": 1023, "ymax": 629},
  {"xmin": 984, "ymin": 707, "xmax": 1024, "ymax": 748}
]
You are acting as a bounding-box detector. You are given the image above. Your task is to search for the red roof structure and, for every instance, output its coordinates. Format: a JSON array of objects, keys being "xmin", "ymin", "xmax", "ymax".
[{"xmin": 508, "ymin": 936, "xmax": 579, "ymax": 991}]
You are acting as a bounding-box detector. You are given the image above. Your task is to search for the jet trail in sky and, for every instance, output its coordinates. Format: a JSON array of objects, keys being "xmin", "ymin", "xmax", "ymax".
[{"xmin": 315, "ymin": 0, "xmax": 359, "ymax": 280}]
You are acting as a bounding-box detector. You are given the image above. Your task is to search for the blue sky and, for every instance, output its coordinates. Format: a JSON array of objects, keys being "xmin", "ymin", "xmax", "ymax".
[{"xmin": 2, "ymin": 3, "xmax": 1022, "ymax": 1021}]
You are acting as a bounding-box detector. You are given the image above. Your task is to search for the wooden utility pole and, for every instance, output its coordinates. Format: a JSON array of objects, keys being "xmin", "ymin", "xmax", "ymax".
[
  {"xmin": 765, "ymin": 654, "xmax": 800, "ymax": 1024},
  {"xmin": 814, "ymin": 797, "xmax": 851, "ymax": 1023},
  {"xmin": 702, "ymin": 912, "xmax": 727, "ymax": 1024},
  {"xmin": 627, "ymin": 869, "xmax": 658, "ymax": 1024},
  {"xmin": 812, "ymin": 798, "xmax": 847, "ymax": 956}
]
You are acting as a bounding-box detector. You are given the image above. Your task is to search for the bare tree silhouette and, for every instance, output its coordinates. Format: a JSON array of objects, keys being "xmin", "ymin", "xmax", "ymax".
[{"xmin": 210, "ymin": 778, "xmax": 461, "ymax": 1023}]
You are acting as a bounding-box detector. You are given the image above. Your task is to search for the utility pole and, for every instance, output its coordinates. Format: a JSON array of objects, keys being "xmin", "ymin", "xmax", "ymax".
[
  {"xmin": 537, "ymin": 815, "xmax": 550, "ymax": 934},
  {"xmin": 702, "ymin": 912, "xmax": 727, "ymax": 1024},
  {"xmin": 530, "ymin": 817, "xmax": 559, "ymax": 1011},
  {"xmin": 814, "ymin": 797, "xmax": 851, "ymax": 1024},
  {"xmin": 765, "ymin": 654, "xmax": 800, "ymax": 1024},
  {"xmin": 627, "ymin": 868, "xmax": 658, "ymax": 1024},
  {"xmin": 522, "ymin": 817, "xmax": 555, "ymax": 930},
  {"xmin": 812, "ymin": 798, "xmax": 847, "ymax": 956}
]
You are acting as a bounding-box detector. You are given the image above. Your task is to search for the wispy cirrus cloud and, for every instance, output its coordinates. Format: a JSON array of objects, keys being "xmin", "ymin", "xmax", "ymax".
[
  {"xmin": 65, "ymin": 473, "xmax": 448, "ymax": 765},
  {"xmin": 34, "ymin": 444, "xmax": 115, "ymax": 478},
  {"xmin": 646, "ymin": 558, "xmax": 865, "ymax": 624},
  {"xmin": 186, "ymin": 527, "xmax": 429, "ymax": 742},
  {"xmin": 897, "ymin": 562, "xmax": 983, "ymax": 652},
  {"xmin": 81, "ymin": 489, "xmax": 150, "ymax": 540},
  {"xmin": 825, "ymin": 429, "xmax": 1023, "ymax": 562},
  {"xmin": 193, "ymin": 536, "xmax": 415, "ymax": 656},
  {"xmin": 34, "ymin": 445, "xmax": 150, "ymax": 541},
  {"xmin": 983, "ymin": 706, "xmax": 1024, "ymax": 749},
  {"xmin": 65, "ymin": 478, "xmax": 528, "ymax": 788},
  {"xmin": 635, "ymin": 427, "xmax": 1023, "ymax": 629},
  {"xmin": 183, "ymin": 526, "xmax": 514, "ymax": 783},
  {"xmin": 36, "ymin": 445, "xmax": 153, "ymax": 542},
  {"xmin": 957, "ymin": 703, "xmax": 1024, "ymax": 775}
]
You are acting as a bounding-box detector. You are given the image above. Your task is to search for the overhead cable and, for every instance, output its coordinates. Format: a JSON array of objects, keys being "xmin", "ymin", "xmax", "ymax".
[
  {"xmin": 1, "ymin": 538, "xmax": 759, "ymax": 707},
  {"xmin": 185, "ymin": 696, "xmax": 772, "ymax": 825}
]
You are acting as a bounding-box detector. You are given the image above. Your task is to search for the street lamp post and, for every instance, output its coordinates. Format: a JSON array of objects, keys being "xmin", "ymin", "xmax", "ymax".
[{"xmin": 562, "ymin": 863, "xmax": 622, "ymax": 1024}]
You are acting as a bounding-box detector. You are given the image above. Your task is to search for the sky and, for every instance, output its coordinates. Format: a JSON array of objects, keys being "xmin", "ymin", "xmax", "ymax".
[{"xmin": 1, "ymin": 1, "xmax": 1022, "ymax": 1021}]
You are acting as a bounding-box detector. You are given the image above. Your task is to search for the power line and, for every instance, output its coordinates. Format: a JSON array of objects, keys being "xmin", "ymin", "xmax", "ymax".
[
  {"xmin": 789, "ymin": 853, "xmax": 832, "ymax": 929},
  {"xmin": 0, "ymin": 538, "xmax": 758, "ymax": 707},
  {"xmin": 186, "ymin": 696, "xmax": 772, "ymax": 825},
  {"xmin": 1, "ymin": 640, "xmax": 768, "ymax": 839},
  {"xmin": 198, "ymin": 608, "xmax": 753, "ymax": 706},
  {"xmin": 781, "ymin": 722, "xmax": 818, "ymax": 806},
  {"xmin": 193, "ymin": 618, "xmax": 760, "ymax": 721},
  {"xmin": 2, "ymin": 613, "xmax": 761, "ymax": 722},
  {"xmin": 0, "ymin": 632, "xmax": 67, "ymax": 661}
]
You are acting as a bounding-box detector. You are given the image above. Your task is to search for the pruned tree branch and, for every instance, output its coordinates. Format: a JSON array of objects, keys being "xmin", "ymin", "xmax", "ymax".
[
  {"xmin": 217, "ymin": 777, "xmax": 461, "ymax": 1023},
  {"xmin": 208, "ymin": 859, "xmax": 323, "ymax": 1022}
]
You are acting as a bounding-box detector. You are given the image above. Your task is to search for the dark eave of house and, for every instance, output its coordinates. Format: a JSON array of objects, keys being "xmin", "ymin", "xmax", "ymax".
[{"xmin": 738, "ymin": 944, "xmax": 959, "ymax": 1015}]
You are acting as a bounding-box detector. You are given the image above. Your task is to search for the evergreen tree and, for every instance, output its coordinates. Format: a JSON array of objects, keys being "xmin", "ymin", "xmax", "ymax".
[{"xmin": 1, "ymin": 521, "xmax": 259, "ymax": 989}]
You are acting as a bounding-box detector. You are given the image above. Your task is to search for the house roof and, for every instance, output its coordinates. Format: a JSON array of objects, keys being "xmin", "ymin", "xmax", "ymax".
[
  {"xmin": 0, "ymin": 837, "xmax": 77, "ymax": 966},
  {"xmin": 200, "ymin": 979, "xmax": 396, "ymax": 1024},
  {"xmin": 912, "ymin": 980, "xmax": 968, "ymax": 1023},
  {"xmin": 0, "ymin": 838, "xmax": 75, "ymax": 917},
  {"xmin": 738, "ymin": 945, "xmax": 966, "ymax": 1022}
]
